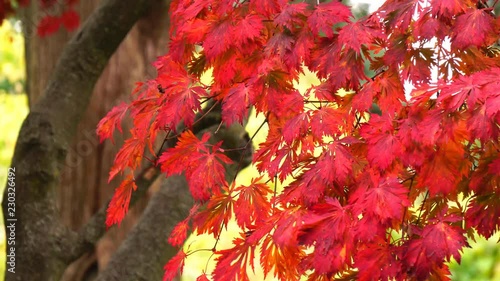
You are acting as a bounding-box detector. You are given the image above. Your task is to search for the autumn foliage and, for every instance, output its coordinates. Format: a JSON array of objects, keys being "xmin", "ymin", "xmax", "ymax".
[{"xmin": 101, "ymin": 0, "xmax": 500, "ymax": 280}]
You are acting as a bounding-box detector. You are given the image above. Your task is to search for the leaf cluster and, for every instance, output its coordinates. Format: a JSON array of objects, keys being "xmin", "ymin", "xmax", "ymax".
[{"xmin": 97, "ymin": 0, "xmax": 500, "ymax": 280}]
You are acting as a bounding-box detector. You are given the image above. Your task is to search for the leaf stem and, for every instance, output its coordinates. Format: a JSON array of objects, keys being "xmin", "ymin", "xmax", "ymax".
[
  {"xmin": 401, "ymin": 176, "xmax": 414, "ymax": 240},
  {"xmin": 416, "ymin": 191, "xmax": 429, "ymax": 225},
  {"xmin": 272, "ymin": 175, "xmax": 278, "ymax": 213}
]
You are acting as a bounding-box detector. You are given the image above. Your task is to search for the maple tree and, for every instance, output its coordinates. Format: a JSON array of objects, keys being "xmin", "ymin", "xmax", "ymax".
[{"xmin": 94, "ymin": 0, "xmax": 500, "ymax": 280}]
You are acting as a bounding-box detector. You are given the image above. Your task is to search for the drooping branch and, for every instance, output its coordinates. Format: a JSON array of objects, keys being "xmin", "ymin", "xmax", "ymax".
[
  {"xmin": 67, "ymin": 101, "xmax": 229, "ymax": 263},
  {"xmin": 65, "ymin": 164, "xmax": 160, "ymax": 263},
  {"xmin": 95, "ymin": 123, "xmax": 253, "ymax": 281}
]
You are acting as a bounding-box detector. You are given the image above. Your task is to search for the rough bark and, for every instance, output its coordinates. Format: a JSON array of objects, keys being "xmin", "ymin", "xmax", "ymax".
[
  {"xmin": 96, "ymin": 175, "xmax": 192, "ymax": 281},
  {"xmin": 2, "ymin": 0, "xmax": 158, "ymax": 280},
  {"xmin": 22, "ymin": 0, "xmax": 171, "ymax": 279}
]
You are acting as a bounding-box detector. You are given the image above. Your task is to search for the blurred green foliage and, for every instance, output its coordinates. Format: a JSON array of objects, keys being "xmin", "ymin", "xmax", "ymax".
[
  {"xmin": 0, "ymin": 93, "xmax": 28, "ymax": 280},
  {"xmin": 0, "ymin": 19, "xmax": 28, "ymax": 280},
  {"xmin": 450, "ymin": 233, "xmax": 500, "ymax": 281},
  {"xmin": 0, "ymin": 19, "xmax": 25, "ymax": 95},
  {"xmin": 0, "ymin": 19, "xmax": 28, "ymax": 194}
]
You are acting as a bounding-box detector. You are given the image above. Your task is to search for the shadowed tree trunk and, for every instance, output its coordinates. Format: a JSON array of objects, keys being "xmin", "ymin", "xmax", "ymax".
[{"xmin": 22, "ymin": 1, "xmax": 171, "ymax": 280}]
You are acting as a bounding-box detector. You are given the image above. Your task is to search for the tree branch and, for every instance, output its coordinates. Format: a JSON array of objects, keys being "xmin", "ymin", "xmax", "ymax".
[
  {"xmin": 94, "ymin": 123, "xmax": 253, "ymax": 281},
  {"xmin": 66, "ymin": 101, "xmax": 229, "ymax": 263}
]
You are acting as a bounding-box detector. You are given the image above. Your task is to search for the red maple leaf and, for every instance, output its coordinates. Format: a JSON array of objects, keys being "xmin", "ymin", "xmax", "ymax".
[
  {"xmin": 168, "ymin": 219, "xmax": 189, "ymax": 247},
  {"xmin": 330, "ymin": 49, "xmax": 369, "ymax": 90},
  {"xmin": 158, "ymin": 130, "xmax": 206, "ymax": 175},
  {"xmin": 108, "ymin": 131, "xmax": 146, "ymax": 182},
  {"xmin": 468, "ymin": 103, "xmax": 500, "ymax": 141},
  {"xmin": 179, "ymin": 18, "xmax": 210, "ymax": 44},
  {"xmin": 212, "ymin": 235, "xmax": 255, "ymax": 281},
  {"xmin": 414, "ymin": 13, "xmax": 446, "ymax": 41},
  {"xmin": 233, "ymin": 178, "xmax": 271, "ymax": 229},
  {"xmin": 488, "ymin": 157, "xmax": 500, "ymax": 175},
  {"xmin": 248, "ymin": 0, "xmax": 280, "ymax": 17},
  {"xmin": 292, "ymin": 27, "xmax": 315, "ymax": 67},
  {"xmin": 105, "ymin": 175, "xmax": 137, "ymax": 227},
  {"xmin": 222, "ymin": 83, "xmax": 251, "ymax": 126},
  {"xmin": 172, "ymin": 0, "xmax": 208, "ymax": 20},
  {"xmin": 352, "ymin": 82, "xmax": 376, "ymax": 112},
  {"xmin": 401, "ymin": 47, "xmax": 434, "ymax": 85},
  {"xmin": 265, "ymin": 32, "xmax": 294, "ymax": 60},
  {"xmin": 159, "ymin": 131, "xmax": 231, "ymax": 201},
  {"xmin": 269, "ymin": 207, "xmax": 304, "ymax": 248},
  {"xmin": 281, "ymin": 165, "xmax": 333, "ymax": 206},
  {"xmin": 313, "ymin": 139, "xmax": 356, "ymax": 185},
  {"xmin": 466, "ymin": 195, "xmax": 500, "ymax": 239},
  {"xmin": 96, "ymin": 102, "xmax": 129, "ymax": 143},
  {"xmin": 452, "ymin": 9, "xmax": 499, "ymax": 49},
  {"xmin": 338, "ymin": 21, "xmax": 380, "ymax": 53},
  {"xmin": 299, "ymin": 198, "xmax": 353, "ymax": 246},
  {"xmin": 397, "ymin": 106, "xmax": 426, "ymax": 148},
  {"xmin": 351, "ymin": 176, "xmax": 410, "ymax": 225},
  {"xmin": 360, "ymin": 114, "xmax": 402, "ymax": 170},
  {"xmin": 307, "ymin": 1, "xmax": 351, "ymax": 37},
  {"xmin": 168, "ymin": 204, "xmax": 200, "ymax": 246},
  {"xmin": 303, "ymin": 242, "xmax": 352, "ymax": 275},
  {"xmin": 232, "ymin": 14, "xmax": 263, "ymax": 47},
  {"xmin": 431, "ymin": 0, "xmax": 470, "ymax": 18},
  {"xmin": 187, "ymin": 147, "xmax": 232, "ymax": 201},
  {"xmin": 163, "ymin": 249, "xmax": 187, "ymax": 281},
  {"xmin": 353, "ymin": 215, "xmax": 388, "ymax": 243},
  {"xmin": 274, "ymin": 2, "xmax": 309, "ymax": 30},
  {"xmin": 403, "ymin": 219, "xmax": 467, "ymax": 280},
  {"xmin": 355, "ymin": 238, "xmax": 402, "ymax": 281},
  {"xmin": 282, "ymin": 111, "xmax": 310, "ymax": 144},
  {"xmin": 374, "ymin": 69, "xmax": 406, "ymax": 113},
  {"xmin": 260, "ymin": 232, "xmax": 303, "ymax": 280},
  {"xmin": 168, "ymin": 35, "xmax": 196, "ymax": 63},
  {"xmin": 484, "ymin": 91, "xmax": 500, "ymax": 119},
  {"xmin": 155, "ymin": 82, "xmax": 204, "ymax": 131},
  {"xmin": 193, "ymin": 189, "xmax": 234, "ymax": 237},
  {"xmin": 210, "ymin": 51, "xmax": 242, "ymax": 88},
  {"xmin": 254, "ymin": 119, "xmax": 312, "ymax": 181},
  {"xmin": 417, "ymin": 141, "xmax": 468, "ymax": 196},
  {"xmin": 310, "ymin": 106, "xmax": 345, "ymax": 138},
  {"xmin": 203, "ymin": 17, "xmax": 233, "ymax": 60}
]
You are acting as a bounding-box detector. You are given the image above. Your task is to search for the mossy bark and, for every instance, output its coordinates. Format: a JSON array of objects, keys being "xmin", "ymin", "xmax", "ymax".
[{"xmin": 2, "ymin": 0, "xmax": 156, "ymax": 280}]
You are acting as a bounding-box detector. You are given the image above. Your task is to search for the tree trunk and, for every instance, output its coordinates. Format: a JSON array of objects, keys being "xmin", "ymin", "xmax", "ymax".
[
  {"xmin": 3, "ymin": 0, "xmax": 165, "ymax": 280},
  {"xmin": 23, "ymin": 1, "xmax": 170, "ymax": 280}
]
